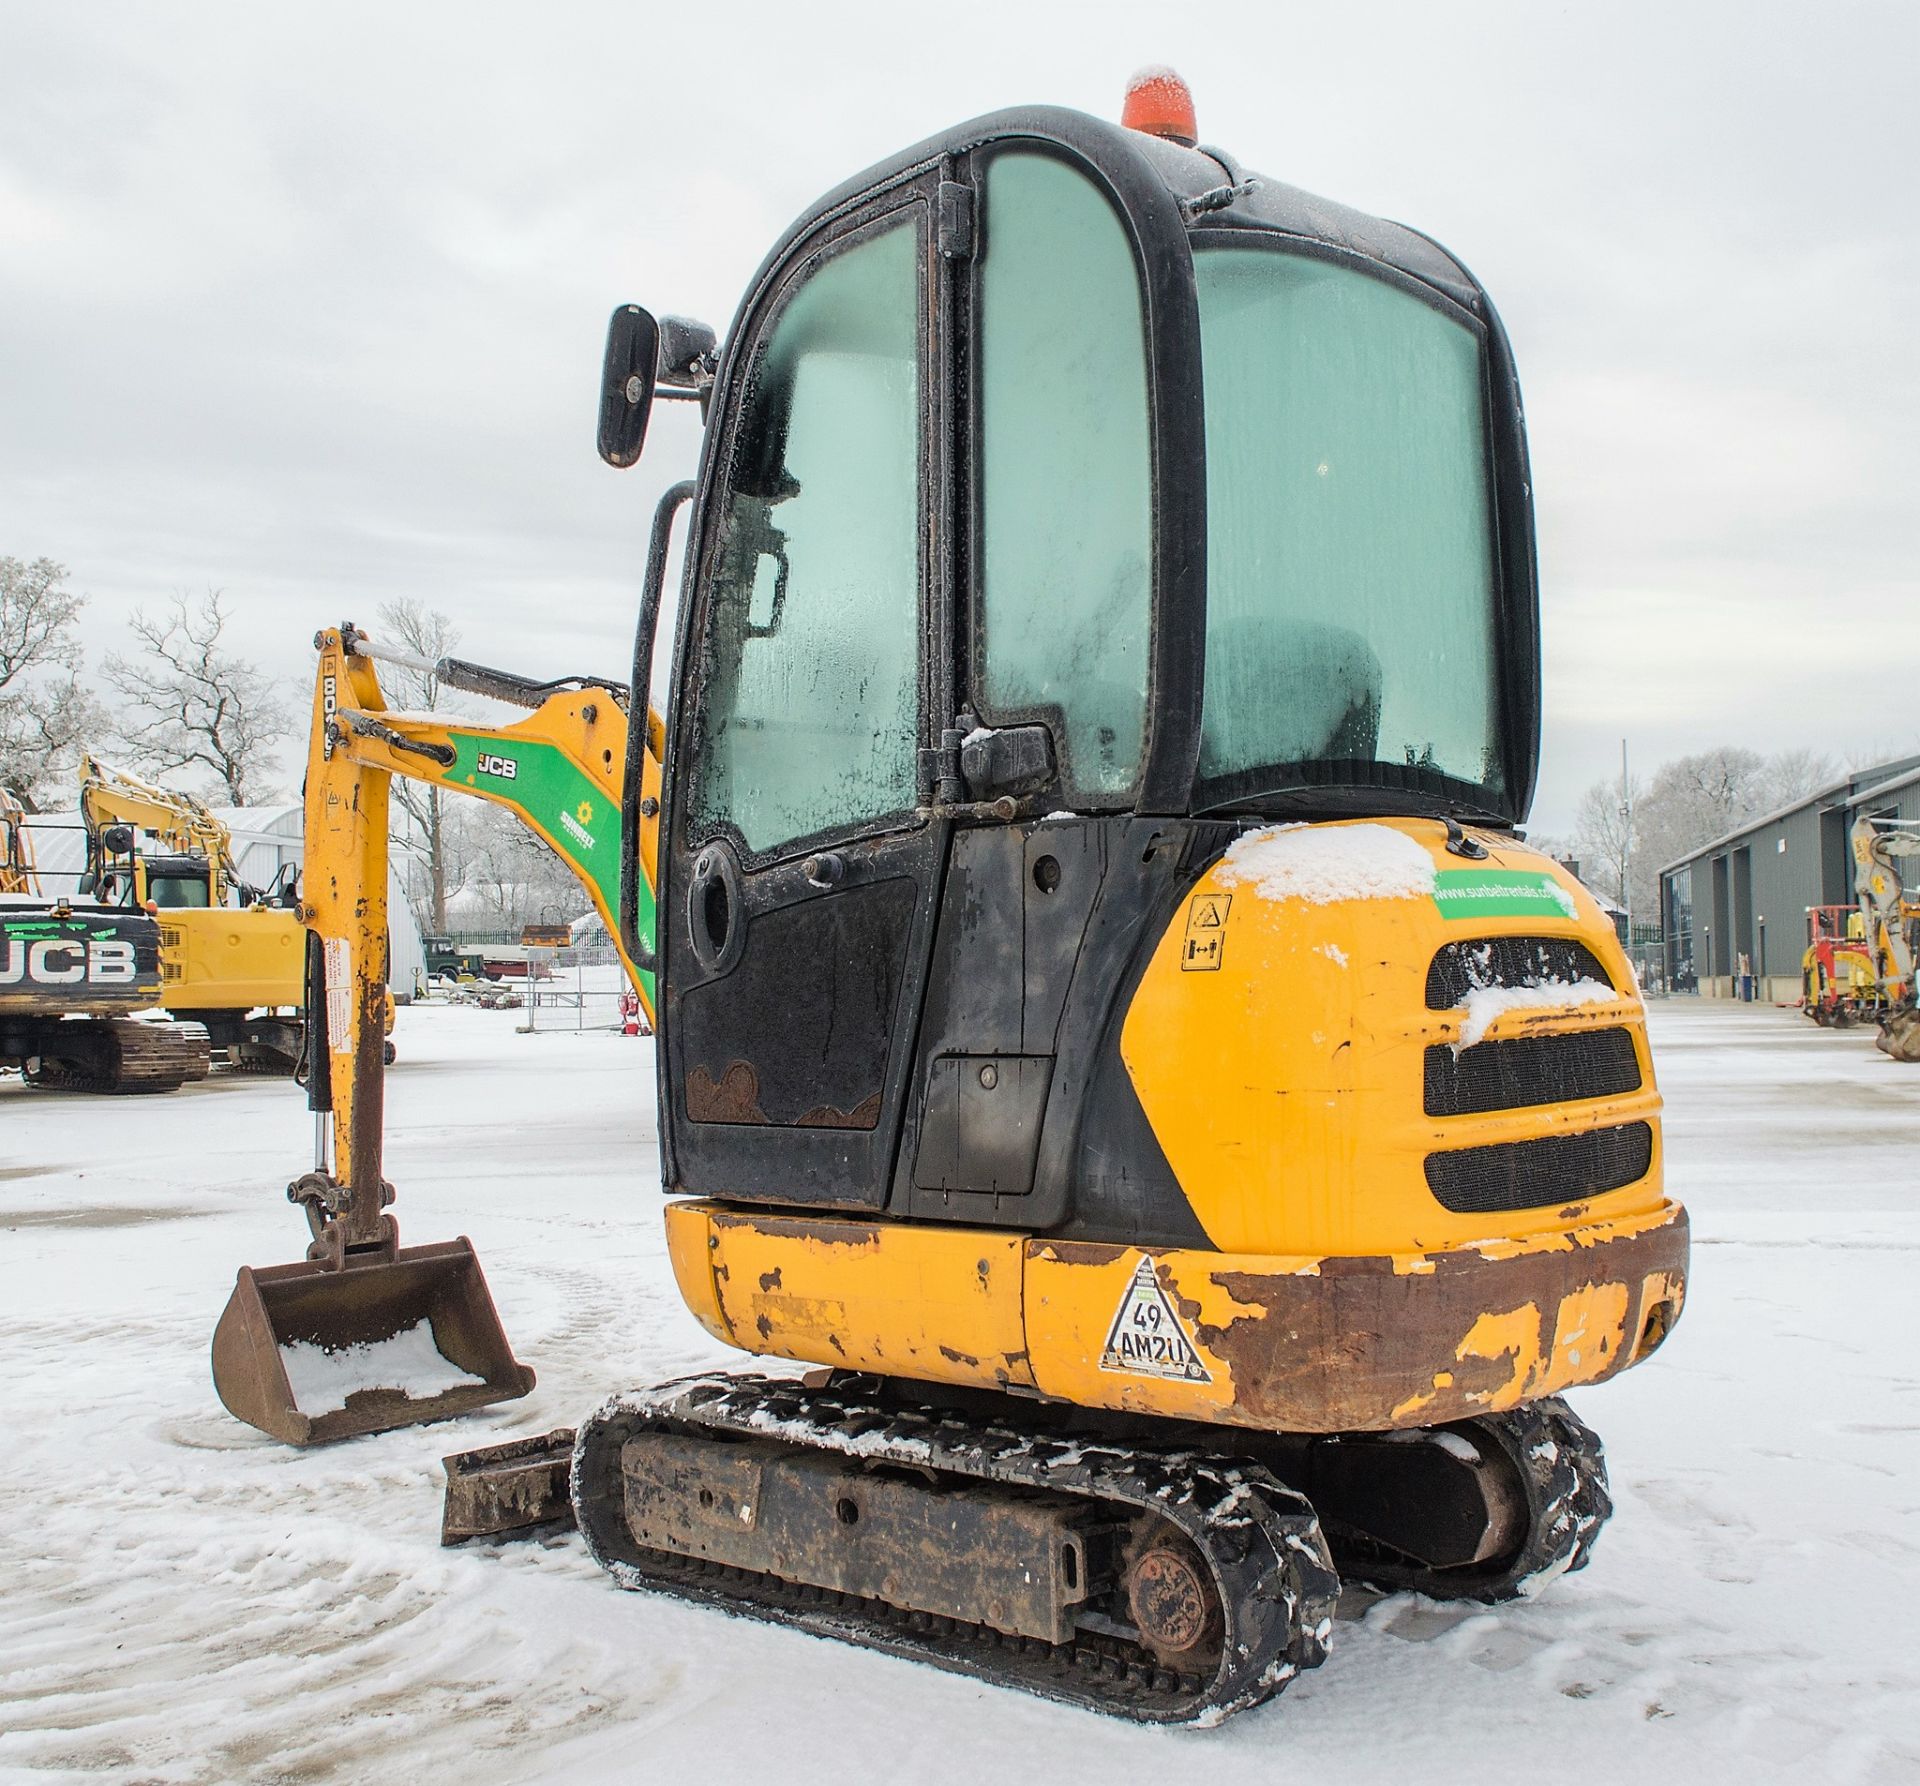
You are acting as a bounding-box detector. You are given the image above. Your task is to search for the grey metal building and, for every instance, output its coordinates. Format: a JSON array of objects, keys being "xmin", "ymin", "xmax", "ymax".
[{"xmin": 1660, "ymin": 756, "xmax": 1920, "ymax": 1000}]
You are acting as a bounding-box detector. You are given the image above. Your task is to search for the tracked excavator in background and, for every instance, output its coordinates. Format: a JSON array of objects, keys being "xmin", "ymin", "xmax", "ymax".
[
  {"xmin": 2, "ymin": 783, "xmax": 212, "ymax": 1093},
  {"xmin": 75, "ymin": 756, "xmax": 346, "ymax": 1073},
  {"xmin": 1845, "ymin": 814, "xmax": 1920, "ymax": 1060},
  {"xmin": 212, "ymin": 73, "xmax": 1689, "ymax": 1723}
]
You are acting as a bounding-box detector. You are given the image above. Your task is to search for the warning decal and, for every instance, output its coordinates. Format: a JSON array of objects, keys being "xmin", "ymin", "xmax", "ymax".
[
  {"xmin": 323, "ymin": 937, "xmax": 353, "ymax": 1054},
  {"xmin": 1180, "ymin": 892, "xmax": 1231, "ymax": 972},
  {"xmin": 1099, "ymin": 1258, "xmax": 1213, "ymax": 1383}
]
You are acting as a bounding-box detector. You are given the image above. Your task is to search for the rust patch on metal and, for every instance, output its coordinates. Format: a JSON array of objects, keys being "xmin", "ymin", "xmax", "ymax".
[
  {"xmin": 1194, "ymin": 1209, "xmax": 1689, "ymax": 1433},
  {"xmin": 754, "ymin": 1313, "xmax": 772, "ymax": 1340},
  {"xmin": 686, "ymin": 1061, "xmax": 769, "ymax": 1124},
  {"xmin": 1155, "ymin": 1261, "xmax": 1205, "ymax": 1326},
  {"xmin": 939, "ymin": 1345, "xmax": 981, "ymax": 1368},
  {"xmin": 794, "ymin": 1090, "xmax": 882, "ymax": 1131},
  {"xmin": 756, "ymin": 1221, "xmax": 883, "ymax": 1244},
  {"xmin": 1031, "ymin": 1240, "xmax": 1132, "ymax": 1268},
  {"xmin": 718, "ymin": 1214, "xmax": 881, "ymax": 1251},
  {"xmin": 758, "ymin": 1267, "xmax": 782, "ymax": 1292}
]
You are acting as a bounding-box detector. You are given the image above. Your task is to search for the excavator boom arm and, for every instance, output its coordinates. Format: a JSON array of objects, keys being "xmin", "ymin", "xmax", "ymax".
[
  {"xmin": 304, "ymin": 624, "xmax": 659, "ymax": 1229},
  {"xmin": 78, "ymin": 754, "xmax": 239, "ymax": 897}
]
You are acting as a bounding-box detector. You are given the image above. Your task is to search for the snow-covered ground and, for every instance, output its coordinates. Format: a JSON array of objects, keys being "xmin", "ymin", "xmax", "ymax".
[{"xmin": 3, "ymin": 1000, "xmax": 1917, "ymax": 1784}]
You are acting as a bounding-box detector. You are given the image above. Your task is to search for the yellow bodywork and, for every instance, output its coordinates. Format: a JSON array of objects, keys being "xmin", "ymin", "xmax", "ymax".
[
  {"xmin": 155, "ymin": 907, "xmax": 304, "ymax": 1011},
  {"xmin": 1120, "ymin": 820, "xmax": 1663, "ymax": 1257},
  {"xmin": 665, "ymin": 819, "xmax": 1687, "ymax": 1435},
  {"xmin": 1, "ymin": 786, "xmax": 35, "ymax": 895},
  {"xmin": 78, "ymin": 756, "xmax": 308, "ymax": 1018}
]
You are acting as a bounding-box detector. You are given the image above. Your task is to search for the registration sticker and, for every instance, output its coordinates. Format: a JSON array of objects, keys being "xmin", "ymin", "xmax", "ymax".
[{"xmin": 1099, "ymin": 1257, "xmax": 1212, "ymax": 1383}]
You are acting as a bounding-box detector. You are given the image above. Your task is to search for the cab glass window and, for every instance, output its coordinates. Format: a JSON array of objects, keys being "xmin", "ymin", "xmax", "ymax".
[
  {"xmin": 1196, "ymin": 246, "xmax": 1502, "ymax": 803},
  {"xmin": 690, "ymin": 215, "xmax": 923, "ymax": 855},
  {"xmin": 148, "ymin": 872, "xmax": 211, "ymax": 909},
  {"xmin": 977, "ymin": 152, "xmax": 1152, "ymax": 803}
]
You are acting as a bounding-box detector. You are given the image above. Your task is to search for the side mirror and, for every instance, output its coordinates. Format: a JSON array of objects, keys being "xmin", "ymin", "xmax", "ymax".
[
  {"xmin": 656, "ymin": 315, "xmax": 718, "ymax": 388},
  {"xmin": 962, "ymin": 723, "xmax": 1057, "ymax": 800},
  {"xmin": 598, "ymin": 304, "xmax": 660, "ymax": 468}
]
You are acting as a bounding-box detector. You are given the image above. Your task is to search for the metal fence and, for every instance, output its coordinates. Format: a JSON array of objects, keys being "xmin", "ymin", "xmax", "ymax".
[{"xmin": 516, "ymin": 953, "xmax": 645, "ymax": 1033}]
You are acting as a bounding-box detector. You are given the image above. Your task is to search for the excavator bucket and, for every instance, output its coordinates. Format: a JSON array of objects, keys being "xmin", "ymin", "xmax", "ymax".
[
  {"xmin": 211, "ymin": 1236, "xmax": 535, "ymax": 1446},
  {"xmin": 1876, "ymin": 1009, "xmax": 1920, "ymax": 1062}
]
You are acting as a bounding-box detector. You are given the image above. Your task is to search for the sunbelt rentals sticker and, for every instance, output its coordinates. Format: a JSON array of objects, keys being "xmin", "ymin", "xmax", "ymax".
[{"xmin": 1100, "ymin": 1257, "xmax": 1211, "ymax": 1383}]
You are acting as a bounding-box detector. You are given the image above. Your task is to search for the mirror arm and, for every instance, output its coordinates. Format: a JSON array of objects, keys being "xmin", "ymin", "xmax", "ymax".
[{"xmin": 619, "ymin": 479, "xmax": 697, "ymax": 981}]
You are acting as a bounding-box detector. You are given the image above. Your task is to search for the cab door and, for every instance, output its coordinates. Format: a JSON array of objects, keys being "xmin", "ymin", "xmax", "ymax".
[{"xmin": 658, "ymin": 176, "xmax": 952, "ymax": 1211}]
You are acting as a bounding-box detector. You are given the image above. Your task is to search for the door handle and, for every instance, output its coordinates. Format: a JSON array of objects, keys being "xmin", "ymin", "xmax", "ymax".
[{"xmin": 688, "ymin": 843, "xmax": 746, "ymax": 975}]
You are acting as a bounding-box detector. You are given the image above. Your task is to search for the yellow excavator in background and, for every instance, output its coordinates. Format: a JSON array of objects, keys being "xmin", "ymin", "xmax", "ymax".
[
  {"xmin": 77, "ymin": 755, "xmax": 394, "ymax": 1073},
  {"xmin": 3, "ymin": 779, "xmax": 213, "ymax": 1092},
  {"xmin": 0, "ymin": 786, "xmax": 33, "ymax": 895},
  {"xmin": 1847, "ymin": 814, "xmax": 1920, "ymax": 1059},
  {"xmin": 212, "ymin": 74, "xmax": 1689, "ymax": 1724}
]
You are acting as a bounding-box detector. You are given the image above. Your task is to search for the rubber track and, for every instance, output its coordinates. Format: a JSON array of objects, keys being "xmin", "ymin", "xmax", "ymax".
[
  {"xmin": 25, "ymin": 1018, "xmax": 211, "ymax": 1094},
  {"xmin": 1331, "ymin": 1396, "xmax": 1612, "ymax": 1601},
  {"xmin": 573, "ymin": 1373, "xmax": 1340, "ymax": 1725},
  {"xmin": 102, "ymin": 1018, "xmax": 211, "ymax": 1092}
]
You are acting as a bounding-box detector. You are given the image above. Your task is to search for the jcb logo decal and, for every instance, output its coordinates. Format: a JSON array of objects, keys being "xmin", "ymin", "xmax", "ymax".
[
  {"xmin": 476, "ymin": 753, "xmax": 518, "ymax": 781},
  {"xmin": 0, "ymin": 938, "xmax": 139, "ymax": 986}
]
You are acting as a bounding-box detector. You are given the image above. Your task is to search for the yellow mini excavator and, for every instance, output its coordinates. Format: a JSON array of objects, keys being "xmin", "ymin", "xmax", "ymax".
[
  {"xmin": 214, "ymin": 75, "xmax": 1688, "ymax": 1723},
  {"xmin": 1846, "ymin": 814, "xmax": 1920, "ymax": 1059}
]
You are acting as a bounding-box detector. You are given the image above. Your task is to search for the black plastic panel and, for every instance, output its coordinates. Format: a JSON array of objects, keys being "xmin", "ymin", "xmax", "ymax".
[
  {"xmin": 1424, "ymin": 1122, "xmax": 1654, "ymax": 1214},
  {"xmin": 1424, "ymin": 1029, "xmax": 1641, "ymax": 1117},
  {"xmin": 1425, "ymin": 937, "xmax": 1613, "ymax": 1010},
  {"xmin": 678, "ymin": 877, "xmax": 916, "ymax": 1129},
  {"xmin": 913, "ymin": 1054, "xmax": 1053, "ymax": 1196}
]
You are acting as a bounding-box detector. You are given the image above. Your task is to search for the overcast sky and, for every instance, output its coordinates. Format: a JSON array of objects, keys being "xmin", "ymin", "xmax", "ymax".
[{"xmin": 4, "ymin": 1, "xmax": 1914, "ymax": 834}]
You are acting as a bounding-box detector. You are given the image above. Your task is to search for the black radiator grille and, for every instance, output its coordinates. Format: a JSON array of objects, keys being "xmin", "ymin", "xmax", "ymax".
[
  {"xmin": 1426, "ymin": 937, "xmax": 1614, "ymax": 1010},
  {"xmin": 1424, "ymin": 1122, "xmax": 1654, "ymax": 1215},
  {"xmin": 1424, "ymin": 1028, "xmax": 1642, "ymax": 1117}
]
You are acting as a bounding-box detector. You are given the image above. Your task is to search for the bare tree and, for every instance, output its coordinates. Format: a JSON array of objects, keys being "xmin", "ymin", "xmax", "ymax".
[
  {"xmin": 0, "ymin": 556, "xmax": 107, "ymax": 808},
  {"xmin": 1576, "ymin": 744, "xmax": 1845, "ymax": 920},
  {"xmin": 374, "ymin": 598, "xmax": 461, "ymax": 931},
  {"xmin": 1573, "ymin": 769, "xmax": 1640, "ymax": 910},
  {"xmin": 103, "ymin": 590, "xmax": 289, "ymax": 805},
  {"xmin": 460, "ymin": 804, "xmax": 585, "ymax": 933}
]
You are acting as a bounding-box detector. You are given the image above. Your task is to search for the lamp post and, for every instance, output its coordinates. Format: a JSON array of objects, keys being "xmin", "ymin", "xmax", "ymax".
[{"xmin": 1619, "ymin": 739, "xmax": 1633, "ymax": 937}]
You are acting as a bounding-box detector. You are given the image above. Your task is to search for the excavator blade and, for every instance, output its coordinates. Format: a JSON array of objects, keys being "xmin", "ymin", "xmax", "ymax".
[
  {"xmin": 211, "ymin": 1236, "xmax": 535, "ymax": 1446},
  {"xmin": 441, "ymin": 1428, "xmax": 577, "ymax": 1543}
]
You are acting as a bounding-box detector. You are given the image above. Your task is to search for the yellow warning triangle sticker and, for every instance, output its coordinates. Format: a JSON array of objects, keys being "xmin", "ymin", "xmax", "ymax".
[{"xmin": 1099, "ymin": 1258, "xmax": 1212, "ymax": 1383}]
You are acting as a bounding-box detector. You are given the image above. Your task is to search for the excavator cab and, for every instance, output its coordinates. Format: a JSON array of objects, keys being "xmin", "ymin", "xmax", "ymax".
[{"xmin": 627, "ymin": 103, "xmax": 1556, "ymax": 1241}]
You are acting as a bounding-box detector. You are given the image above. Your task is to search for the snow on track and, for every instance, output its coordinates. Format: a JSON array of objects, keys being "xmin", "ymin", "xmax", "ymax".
[{"xmin": 3, "ymin": 1000, "xmax": 1918, "ymax": 1783}]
